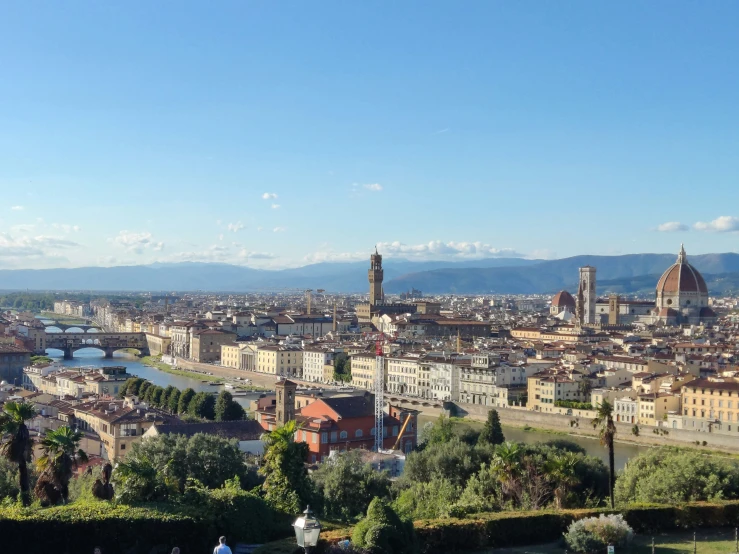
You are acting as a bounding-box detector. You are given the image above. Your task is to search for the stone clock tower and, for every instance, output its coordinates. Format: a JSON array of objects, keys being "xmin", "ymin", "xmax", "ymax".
[
  {"xmin": 579, "ymin": 266, "xmax": 597, "ymax": 324},
  {"xmin": 368, "ymin": 247, "xmax": 384, "ymax": 306}
]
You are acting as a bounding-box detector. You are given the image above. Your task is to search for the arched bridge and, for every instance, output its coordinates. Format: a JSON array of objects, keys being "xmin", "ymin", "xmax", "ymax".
[
  {"xmin": 45, "ymin": 332, "xmax": 149, "ymax": 359},
  {"xmin": 42, "ymin": 320, "xmax": 102, "ymax": 332}
]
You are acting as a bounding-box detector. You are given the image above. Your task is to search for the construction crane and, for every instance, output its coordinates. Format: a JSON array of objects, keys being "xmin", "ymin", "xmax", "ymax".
[
  {"xmin": 392, "ymin": 412, "xmax": 414, "ymax": 451},
  {"xmin": 374, "ymin": 327, "xmax": 385, "ymax": 452}
]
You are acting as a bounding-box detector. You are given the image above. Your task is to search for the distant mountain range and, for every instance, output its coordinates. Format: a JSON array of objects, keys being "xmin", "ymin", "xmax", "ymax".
[{"xmin": 1, "ymin": 253, "xmax": 738, "ymax": 294}]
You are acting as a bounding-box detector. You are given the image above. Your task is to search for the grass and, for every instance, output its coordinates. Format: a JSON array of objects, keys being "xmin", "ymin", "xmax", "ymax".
[{"xmin": 474, "ymin": 529, "xmax": 739, "ymax": 554}]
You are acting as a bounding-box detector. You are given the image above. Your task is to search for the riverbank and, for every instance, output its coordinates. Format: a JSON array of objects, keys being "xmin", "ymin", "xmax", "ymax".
[{"xmin": 37, "ymin": 312, "xmax": 90, "ymax": 325}]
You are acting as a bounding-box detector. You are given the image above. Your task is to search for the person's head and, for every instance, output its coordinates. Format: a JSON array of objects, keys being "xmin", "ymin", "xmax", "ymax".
[
  {"xmin": 94, "ymin": 548, "xmax": 102, "ymax": 554},
  {"xmin": 171, "ymin": 548, "xmax": 180, "ymax": 554},
  {"xmin": 219, "ymin": 536, "xmax": 227, "ymax": 545}
]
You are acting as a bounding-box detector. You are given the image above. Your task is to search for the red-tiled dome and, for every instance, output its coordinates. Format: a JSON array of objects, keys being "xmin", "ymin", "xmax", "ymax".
[
  {"xmin": 551, "ymin": 290, "xmax": 576, "ymax": 308},
  {"xmin": 656, "ymin": 245, "xmax": 708, "ymax": 295}
]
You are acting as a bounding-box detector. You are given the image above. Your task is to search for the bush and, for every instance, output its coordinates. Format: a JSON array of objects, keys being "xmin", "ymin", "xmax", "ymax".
[
  {"xmin": 352, "ymin": 498, "xmax": 418, "ymax": 554},
  {"xmin": 393, "ymin": 477, "xmax": 460, "ymax": 520},
  {"xmin": 564, "ymin": 514, "xmax": 633, "ymax": 553},
  {"xmin": 615, "ymin": 448, "xmax": 739, "ymax": 504}
]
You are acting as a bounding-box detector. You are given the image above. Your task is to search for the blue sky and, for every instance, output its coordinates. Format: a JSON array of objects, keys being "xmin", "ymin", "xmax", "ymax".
[{"xmin": 1, "ymin": 1, "xmax": 738, "ymax": 269}]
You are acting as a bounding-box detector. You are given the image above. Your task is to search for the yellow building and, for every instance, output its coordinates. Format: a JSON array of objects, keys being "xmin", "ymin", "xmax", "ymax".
[
  {"xmin": 527, "ymin": 372, "xmax": 584, "ymax": 413},
  {"xmin": 73, "ymin": 398, "xmax": 174, "ymax": 460},
  {"xmin": 637, "ymin": 392, "xmax": 680, "ymax": 426},
  {"xmin": 680, "ymin": 378, "xmax": 739, "ymax": 432},
  {"xmin": 221, "ymin": 343, "xmax": 242, "ymax": 369},
  {"xmin": 350, "ymin": 353, "xmax": 380, "ymax": 391},
  {"xmin": 256, "ymin": 345, "xmax": 303, "ymax": 377}
]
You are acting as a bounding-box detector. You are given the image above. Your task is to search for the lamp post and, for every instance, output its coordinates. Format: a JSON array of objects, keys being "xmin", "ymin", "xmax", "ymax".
[{"xmin": 293, "ymin": 505, "xmax": 322, "ymax": 553}]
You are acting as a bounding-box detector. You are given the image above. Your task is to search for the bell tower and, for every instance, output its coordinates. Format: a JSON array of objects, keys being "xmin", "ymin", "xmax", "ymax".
[
  {"xmin": 275, "ymin": 379, "xmax": 297, "ymax": 427},
  {"xmin": 368, "ymin": 247, "xmax": 384, "ymax": 306},
  {"xmin": 579, "ymin": 266, "xmax": 597, "ymax": 325}
]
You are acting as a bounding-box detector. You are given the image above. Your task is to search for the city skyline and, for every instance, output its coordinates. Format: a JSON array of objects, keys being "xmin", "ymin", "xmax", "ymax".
[{"xmin": 2, "ymin": 1, "xmax": 739, "ymax": 270}]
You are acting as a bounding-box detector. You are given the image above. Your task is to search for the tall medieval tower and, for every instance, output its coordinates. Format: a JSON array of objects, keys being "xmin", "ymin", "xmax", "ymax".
[
  {"xmin": 275, "ymin": 379, "xmax": 297, "ymax": 427},
  {"xmin": 368, "ymin": 247, "xmax": 384, "ymax": 306},
  {"xmin": 579, "ymin": 266, "xmax": 597, "ymax": 325}
]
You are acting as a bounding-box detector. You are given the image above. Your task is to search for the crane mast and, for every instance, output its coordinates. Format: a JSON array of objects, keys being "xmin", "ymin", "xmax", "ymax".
[{"xmin": 374, "ymin": 329, "xmax": 385, "ymax": 452}]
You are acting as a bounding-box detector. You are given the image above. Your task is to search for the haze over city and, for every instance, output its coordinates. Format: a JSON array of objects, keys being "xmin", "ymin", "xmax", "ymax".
[{"xmin": 2, "ymin": 1, "xmax": 739, "ymax": 270}]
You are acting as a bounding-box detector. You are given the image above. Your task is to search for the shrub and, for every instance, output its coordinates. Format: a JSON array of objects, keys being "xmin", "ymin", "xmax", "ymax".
[
  {"xmin": 564, "ymin": 514, "xmax": 633, "ymax": 553},
  {"xmin": 352, "ymin": 498, "xmax": 418, "ymax": 554}
]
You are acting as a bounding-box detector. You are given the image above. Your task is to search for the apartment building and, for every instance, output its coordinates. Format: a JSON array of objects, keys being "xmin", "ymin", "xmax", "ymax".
[
  {"xmin": 637, "ymin": 392, "xmax": 680, "ymax": 426},
  {"xmin": 351, "ymin": 353, "xmax": 380, "ymax": 391},
  {"xmin": 256, "ymin": 344, "xmax": 304, "ymax": 377},
  {"xmin": 527, "ymin": 371, "xmax": 584, "ymax": 413},
  {"xmin": 679, "ymin": 379, "xmax": 739, "ymax": 434},
  {"xmin": 73, "ymin": 398, "xmax": 175, "ymax": 460},
  {"xmin": 303, "ymin": 347, "xmax": 343, "ymax": 383},
  {"xmin": 191, "ymin": 329, "xmax": 236, "ymax": 363},
  {"xmin": 386, "ymin": 355, "xmax": 419, "ymax": 396}
]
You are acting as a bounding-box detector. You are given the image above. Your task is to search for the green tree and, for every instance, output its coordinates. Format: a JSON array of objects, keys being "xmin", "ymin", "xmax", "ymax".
[
  {"xmin": 178, "ymin": 388, "xmax": 196, "ymax": 414},
  {"xmin": 34, "ymin": 426, "xmax": 88, "ymax": 505},
  {"xmin": 312, "ymin": 450, "xmax": 391, "ymax": 522},
  {"xmin": 402, "ymin": 436, "xmax": 485, "ymax": 488},
  {"xmin": 478, "ymin": 409, "xmax": 505, "ymax": 446},
  {"xmin": 112, "ymin": 433, "xmax": 250, "ymax": 503},
  {"xmin": 333, "ymin": 353, "xmax": 352, "ymax": 383},
  {"xmin": 393, "ymin": 476, "xmax": 460, "ymax": 520},
  {"xmin": 545, "ymin": 451, "xmax": 580, "ymax": 509},
  {"xmin": 421, "ymin": 414, "xmax": 455, "ymax": 446},
  {"xmin": 152, "ymin": 386, "xmax": 165, "ymax": 407},
  {"xmin": 615, "ymin": 448, "xmax": 739, "ymax": 504},
  {"xmin": 119, "ymin": 378, "xmax": 136, "ymax": 398},
  {"xmin": 215, "ymin": 391, "xmax": 246, "ymax": 422},
  {"xmin": 260, "ymin": 420, "xmax": 314, "ymax": 513},
  {"xmin": 0, "ymin": 401, "xmax": 38, "ymax": 505},
  {"xmin": 167, "ymin": 388, "xmax": 181, "ymax": 413},
  {"xmin": 352, "ymin": 498, "xmax": 418, "ymax": 554},
  {"xmin": 592, "ymin": 400, "xmax": 616, "ymax": 508},
  {"xmin": 160, "ymin": 386, "xmax": 176, "ymax": 409},
  {"xmin": 127, "ymin": 377, "xmax": 146, "ymax": 397},
  {"xmin": 188, "ymin": 392, "xmax": 216, "ymax": 420},
  {"xmin": 138, "ymin": 381, "xmax": 152, "ymax": 399}
]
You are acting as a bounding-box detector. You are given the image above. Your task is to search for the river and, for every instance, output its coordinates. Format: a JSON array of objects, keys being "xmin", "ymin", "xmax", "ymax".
[{"xmin": 41, "ymin": 320, "xmax": 262, "ymax": 408}]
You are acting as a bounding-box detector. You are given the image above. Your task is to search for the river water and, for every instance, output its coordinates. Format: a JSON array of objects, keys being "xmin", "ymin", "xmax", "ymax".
[{"xmin": 41, "ymin": 321, "xmax": 262, "ymax": 408}]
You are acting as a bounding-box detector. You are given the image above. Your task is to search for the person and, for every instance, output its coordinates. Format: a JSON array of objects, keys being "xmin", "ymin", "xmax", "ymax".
[
  {"xmin": 213, "ymin": 536, "xmax": 232, "ymax": 554},
  {"xmin": 171, "ymin": 549, "xmax": 180, "ymax": 554},
  {"xmin": 93, "ymin": 548, "xmax": 102, "ymax": 554}
]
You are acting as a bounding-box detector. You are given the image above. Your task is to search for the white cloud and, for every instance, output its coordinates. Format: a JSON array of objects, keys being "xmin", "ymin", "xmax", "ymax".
[
  {"xmin": 111, "ymin": 230, "xmax": 164, "ymax": 254},
  {"xmin": 376, "ymin": 240, "xmax": 519, "ymax": 260},
  {"xmin": 273, "ymin": 227, "xmax": 286, "ymax": 233},
  {"xmin": 363, "ymin": 183, "xmax": 383, "ymax": 192},
  {"xmin": 257, "ymin": 227, "xmax": 264, "ymax": 232},
  {"xmin": 163, "ymin": 245, "xmax": 231, "ymax": 263},
  {"xmin": 694, "ymin": 216, "xmax": 739, "ymax": 233},
  {"xmin": 262, "ymin": 192, "xmax": 278, "ymax": 200},
  {"xmin": 52, "ymin": 223, "xmax": 81, "ymax": 233},
  {"xmin": 433, "ymin": 128, "xmax": 450, "ymax": 135},
  {"xmin": 219, "ymin": 234, "xmax": 224, "ymax": 241},
  {"xmin": 10, "ymin": 206, "xmax": 24, "ymax": 211},
  {"xmin": 0, "ymin": 233, "xmax": 79, "ymax": 262},
  {"xmin": 271, "ymin": 204, "xmax": 281, "ymax": 209},
  {"xmin": 11, "ymin": 224, "xmax": 35, "ymax": 233},
  {"xmin": 227, "ymin": 221, "xmax": 245, "ymax": 233},
  {"xmin": 657, "ymin": 221, "xmax": 689, "ymax": 232},
  {"xmin": 238, "ymin": 249, "xmax": 277, "ymax": 261},
  {"xmin": 304, "ymin": 240, "xmax": 521, "ymax": 264}
]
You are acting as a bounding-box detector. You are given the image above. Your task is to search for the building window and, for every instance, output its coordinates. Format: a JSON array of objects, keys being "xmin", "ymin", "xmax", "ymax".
[
  {"xmin": 339, "ymin": 431, "xmax": 348, "ymax": 440},
  {"xmin": 355, "ymin": 429, "xmax": 363, "ymax": 438}
]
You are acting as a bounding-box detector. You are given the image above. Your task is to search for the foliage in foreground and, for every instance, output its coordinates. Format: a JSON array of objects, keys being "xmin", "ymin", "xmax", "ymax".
[
  {"xmin": 615, "ymin": 447, "xmax": 739, "ymax": 505},
  {"xmin": 312, "ymin": 450, "xmax": 391, "ymax": 522},
  {"xmin": 352, "ymin": 498, "xmax": 418, "ymax": 554},
  {"xmin": 565, "ymin": 514, "xmax": 634, "ymax": 553}
]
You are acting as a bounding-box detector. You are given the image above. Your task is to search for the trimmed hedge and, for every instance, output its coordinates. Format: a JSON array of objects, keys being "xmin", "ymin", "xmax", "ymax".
[
  {"xmin": 414, "ymin": 502, "xmax": 739, "ymax": 553},
  {"xmin": 0, "ymin": 503, "xmax": 207, "ymax": 554}
]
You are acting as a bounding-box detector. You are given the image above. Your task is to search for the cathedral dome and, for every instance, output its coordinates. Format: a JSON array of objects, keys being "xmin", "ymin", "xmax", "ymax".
[
  {"xmin": 656, "ymin": 245, "xmax": 708, "ymax": 295},
  {"xmin": 551, "ymin": 290, "xmax": 576, "ymax": 309}
]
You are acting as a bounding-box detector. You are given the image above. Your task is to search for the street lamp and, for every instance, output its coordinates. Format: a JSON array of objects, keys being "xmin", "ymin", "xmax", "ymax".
[{"xmin": 293, "ymin": 505, "xmax": 322, "ymax": 553}]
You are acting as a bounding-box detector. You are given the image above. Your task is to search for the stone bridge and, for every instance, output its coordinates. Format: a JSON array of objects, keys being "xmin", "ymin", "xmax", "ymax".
[
  {"xmin": 45, "ymin": 332, "xmax": 149, "ymax": 359},
  {"xmin": 43, "ymin": 320, "xmax": 102, "ymax": 332}
]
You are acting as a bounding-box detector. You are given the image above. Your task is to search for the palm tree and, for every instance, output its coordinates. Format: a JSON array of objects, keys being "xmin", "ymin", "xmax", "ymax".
[
  {"xmin": 592, "ymin": 400, "xmax": 616, "ymax": 508},
  {"xmin": 545, "ymin": 452, "xmax": 580, "ymax": 509},
  {"xmin": 34, "ymin": 426, "xmax": 88, "ymax": 505},
  {"xmin": 490, "ymin": 442, "xmax": 523, "ymax": 504},
  {"xmin": 262, "ymin": 419, "xmax": 300, "ymax": 448},
  {"xmin": 0, "ymin": 401, "xmax": 38, "ymax": 505}
]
